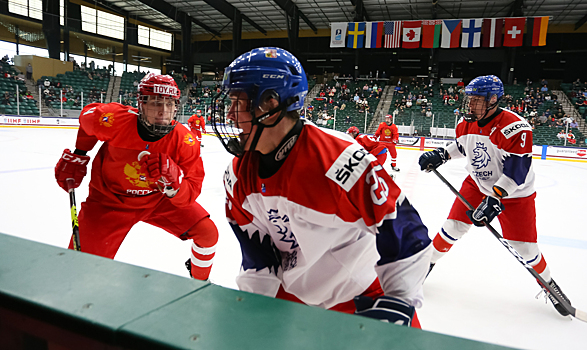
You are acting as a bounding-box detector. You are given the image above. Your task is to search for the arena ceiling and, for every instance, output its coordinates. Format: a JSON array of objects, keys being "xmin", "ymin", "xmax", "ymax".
[{"xmin": 101, "ymin": 0, "xmax": 587, "ymax": 36}]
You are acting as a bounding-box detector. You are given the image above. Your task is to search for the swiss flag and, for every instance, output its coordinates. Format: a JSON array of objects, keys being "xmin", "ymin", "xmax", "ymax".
[
  {"xmin": 503, "ymin": 18, "xmax": 525, "ymax": 47},
  {"xmin": 402, "ymin": 21, "xmax": 421, "ymax": 49}
]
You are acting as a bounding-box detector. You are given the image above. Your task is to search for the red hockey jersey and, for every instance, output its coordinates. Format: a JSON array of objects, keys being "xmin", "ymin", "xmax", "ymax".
[
  {"xmin": 75, "ymin": 102, "xmax": 204, "ymax": 209},
  {"xmin": 375, "ymin": 122, "xmax": 399, "ymax": 143}
]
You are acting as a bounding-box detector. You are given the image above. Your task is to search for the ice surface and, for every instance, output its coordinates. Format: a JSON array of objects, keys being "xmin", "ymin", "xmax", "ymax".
[{"xmin": 1, "ymin": 126, "xmax": 585, "ymax": 349}]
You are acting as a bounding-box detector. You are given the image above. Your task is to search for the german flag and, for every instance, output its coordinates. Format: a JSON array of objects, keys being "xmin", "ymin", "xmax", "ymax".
[{"xmin": 526, "ymin": 16, "xmax": 549, "ymax": 46}]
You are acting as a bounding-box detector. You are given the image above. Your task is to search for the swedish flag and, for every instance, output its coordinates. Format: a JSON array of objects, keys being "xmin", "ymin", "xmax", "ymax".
[{"xmin": 347, "ymin": 22, "xmax": 365, "ymax": 49}]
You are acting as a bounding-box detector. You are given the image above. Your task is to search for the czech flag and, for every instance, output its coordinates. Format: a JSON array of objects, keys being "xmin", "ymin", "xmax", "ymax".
[{"xmin": 441, "ymin": 20, "xmax": 461, "ymax": 48}]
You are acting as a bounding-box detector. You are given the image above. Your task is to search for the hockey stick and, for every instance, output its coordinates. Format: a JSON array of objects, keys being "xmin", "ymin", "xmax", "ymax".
[
  {"xmin": 431, "ymin": 168, "xmax": 587, "ymax": 322},
  {"xmin": 66, "ymin": 179, "xmax": 81, "ymax": 252},
  {"xmin": 396, "ymin": 138, "xmax": 419, "ymax": 146}
]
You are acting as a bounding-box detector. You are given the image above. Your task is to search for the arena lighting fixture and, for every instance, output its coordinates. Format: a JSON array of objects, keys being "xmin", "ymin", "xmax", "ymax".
[
  {"xmin": 331, "ymin": 58, "xmax": 342, "ymax": 62},
  {"xmin": 398, "ymin": 59, "xmax": 420, "ymax": 62},
  {"xmin": 307, "ymin": 59, "xmax": 327, "ymax": 62}
]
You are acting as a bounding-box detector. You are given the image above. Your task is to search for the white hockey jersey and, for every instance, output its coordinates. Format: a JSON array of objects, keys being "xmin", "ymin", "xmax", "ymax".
[
  {"xmin": 446, "ymin": 108, "xmax": 535, "ymax": 198},
  {"xmin": 223, "ymin": 121, "xmax": 431, "ymax": 309}
]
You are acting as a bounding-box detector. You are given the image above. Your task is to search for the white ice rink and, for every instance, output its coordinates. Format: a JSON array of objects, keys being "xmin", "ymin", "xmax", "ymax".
[{"xmin": 1, "ymin": 125, "xmax": 586, "ymax": 350}]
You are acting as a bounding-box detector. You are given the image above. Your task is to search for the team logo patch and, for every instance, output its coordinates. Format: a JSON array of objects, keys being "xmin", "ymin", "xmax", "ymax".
[
  {"xmin": 184, "ymin": 133, "xmax": 196, "ymax": 146},
  {"xmin": 99, "ymin": 113, "xmax": 114, "ymax": 127},
  {"xmin": 384, "ymin": 129, "xmax": 391, "ymax": 136},
  {"xmin": 501, "ymin": 120, "xmax": 532, "ymax": 139},
  {"xmin": 265, "ymin": 49, "xmax": 277, "ymax": 58},
  {"xmin": 471, "ymin": 142, "xmax": 491, "ymax": 169},
  {"xmin": 124, "ymin": 161, "xmax": 152, "ymax": 188},
  {"xmin": 326, "ymin": 143, "xmax": 376, "ymax": 192}
]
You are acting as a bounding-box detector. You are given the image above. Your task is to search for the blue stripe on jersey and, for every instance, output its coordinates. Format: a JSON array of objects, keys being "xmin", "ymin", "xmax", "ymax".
[
  {"xmin": 441, "ymin": 228, "xmax": 458, "ymax": 242},
  {"xmin": 503, "ymin": 154, "xmax": 532, "ymax": 185},
  {"xmin": 230, "ymin": 223, "xmax": 282, "ymax": 274},
  {"xmin": 375, "ymin": 198, "xmax": 431, "ymax": 265}
]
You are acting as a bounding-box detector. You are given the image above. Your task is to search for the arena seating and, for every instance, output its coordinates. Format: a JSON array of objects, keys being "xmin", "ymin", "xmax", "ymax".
[{"xmin": 0, "ymin": 61, "xmax": 38, "ymax": 115}]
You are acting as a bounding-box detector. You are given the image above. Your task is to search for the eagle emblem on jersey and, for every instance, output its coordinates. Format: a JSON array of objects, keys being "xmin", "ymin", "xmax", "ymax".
[
  {"xmin": 184, "ymin": 133, "xmax": 196, "ymax": 146},
  {"xmin": 124, "ymin": 161, "xmax": 153, "ymax": 188},
  {"xmin": 472, "ymin": 142, "xmax": 491, "ymax": 169},
  {"xmin": 384, "ymin": 129, "xmax": 391, "ymax": 136},
  {"xmin": 99, "ymin": 113, "xmax": 114, "ymax": 127}
]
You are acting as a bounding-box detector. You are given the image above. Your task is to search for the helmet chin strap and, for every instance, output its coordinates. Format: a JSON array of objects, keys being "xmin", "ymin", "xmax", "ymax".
[{"xmin": 247, "ymin": 96, "xmax": 299, "ymax": 154}]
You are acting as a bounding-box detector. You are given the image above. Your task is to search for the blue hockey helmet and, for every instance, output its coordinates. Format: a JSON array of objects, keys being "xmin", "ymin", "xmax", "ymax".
[
  {"xmin": 212, "ymin": 47, "xmax": 308, "ymax": 157},
  {"xmin": 462, "ymin": 75, "xmax": 504, "ymax": 123},
  {"xmin": 222, "ymin": 47, "xmax": 308, "ymax": 113},
  {"xmin": 465, "ymin": 75, "xmax": 504, "ymax": 101}
]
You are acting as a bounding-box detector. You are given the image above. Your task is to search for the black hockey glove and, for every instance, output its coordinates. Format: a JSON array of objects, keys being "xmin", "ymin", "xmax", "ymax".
[
  {"xmin": 354, "ymin": 296, "xmax": 415, "ymax": 326},
  {"xmin": 466, "ymin": 196, "xmax": 504, "ymax": 227},
  {"xmin": 419, "ymin": 147, "xmax": 449, "ymax": 172}
]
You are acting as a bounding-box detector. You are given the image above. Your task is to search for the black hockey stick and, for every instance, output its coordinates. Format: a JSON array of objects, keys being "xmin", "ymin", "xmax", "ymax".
[
  {"xmin": 431, "ymin": 168, "xmax": 587, "ymax": 322},
  {"xmin": 397, "ymin": 138, "xmax": 420, "ymax": 146},
  {"xmin": 66, "ymin": 179, "xmax": 81, "ymax": 251}
]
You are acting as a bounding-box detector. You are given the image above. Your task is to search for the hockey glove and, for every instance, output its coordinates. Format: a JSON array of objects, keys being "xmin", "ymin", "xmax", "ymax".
[
  {"xmin": 139, "ymin": 153, "xmax": 181, "ymax": 197},
  {"xmin": 466, "ymin": 196, "xmax": 504, "ymax": 227},
  {"xmin": 354, "ymin": 296, "xmax": 415, "ymax": 326},
  {"xmin": 419, "ymin": 147, "xmax": 449, "ymax": 172},
  {"xmin": 55, "ymin": 149, "xmax": 90, "ymax": 192}
]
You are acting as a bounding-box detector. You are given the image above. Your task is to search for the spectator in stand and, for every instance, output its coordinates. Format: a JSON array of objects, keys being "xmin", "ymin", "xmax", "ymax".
[
  {"xmin": 425, "ymin": 108, "xmax": 433, "ymax": 118},
  {"xmin": 541, "ymin": 78, "xmax": 548, "ymax": 87},
  {"xmin": 557, "ymin": 129, "xmax": 566, "ymax": 140},
  {"xmin": 541, "ymin": 85, "xmax": 549, "ymax": 93},
  {"xmin": 570, "ymin": 119, "xmax": 579, "ymax": 128},
  {"xmin": 26, "ymin": 63, "xmax": 33, "ymax": 81}
]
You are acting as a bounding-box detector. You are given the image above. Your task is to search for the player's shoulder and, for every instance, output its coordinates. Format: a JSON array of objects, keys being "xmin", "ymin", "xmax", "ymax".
[
  {"xmin": 302, "ymin": 123, "xmax": 377, "ymax": 192},
  {"xmin": 171, "ymin": 122, "xmax": 199, "ymax": 147},
  {"xmin": 496, "ymin": 109, "xmax": 532, "ymax": 140}
]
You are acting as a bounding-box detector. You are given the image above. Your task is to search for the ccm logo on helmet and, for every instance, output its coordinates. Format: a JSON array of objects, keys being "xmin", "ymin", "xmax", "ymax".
[
  {"xmin": 262, "ymin": 74, "xmax": 284, "ymax": 79},
  {"xmin": 501, "ymin": 120, "xmax": 531, "ymax": 139},
  {"xmin": 153, "ymin": 84, "xmax": 178, "ymax": 95}
]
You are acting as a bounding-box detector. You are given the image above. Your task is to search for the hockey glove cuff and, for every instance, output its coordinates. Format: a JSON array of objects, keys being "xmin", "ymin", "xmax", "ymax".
[
  {"xmin": 354, "ymin": 296, "xmax": 415, "ymax": 326},
  {"xmin": 418, "ymin": 147, "xmax": 449, "ymax": 172},
  {"xmin": 466, "ymin": 196, "xmax": 504, "ymax": 227}
]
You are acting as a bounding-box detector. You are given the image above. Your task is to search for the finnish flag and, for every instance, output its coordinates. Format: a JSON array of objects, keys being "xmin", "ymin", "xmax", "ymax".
[{"xmin": 461, "ymin": 19, "xmax": 482, "ymax": 48}]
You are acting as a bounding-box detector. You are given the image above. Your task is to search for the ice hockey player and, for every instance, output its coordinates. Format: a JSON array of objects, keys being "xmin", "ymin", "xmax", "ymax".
[
  {"xmin": 375, "ymin": 114, "xmax": 400, "ymax": 171},
  {"xmin": 418, "ymin": 75, "xmax": 572, "ymax": 316},
  {"xmin": 345, "ymin": 125, "xmax": 395, "ymax": 178},
  {"xmin": 54, "ymin": 73, "xmax": 218, "ymax": 280},
  {"xmin": 212, "ymin": 47, "xmax": 432, "ymax": 328},
  {"xmin": 188, "ymin": 109, "xmax": 206, "ymax": 147}
]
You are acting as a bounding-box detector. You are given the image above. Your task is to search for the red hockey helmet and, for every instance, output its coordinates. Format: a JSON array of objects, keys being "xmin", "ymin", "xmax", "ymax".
[
  {"xmin": 346, "ymin": 126, "xmax": 360, "ymax": 138},
  {"xmin": 137, "ymin": 73, "xmax": 181, "ymax": 137},
  {"xmin": 196, "ymin": 109, "xmax": 202, "ymax": 115}
]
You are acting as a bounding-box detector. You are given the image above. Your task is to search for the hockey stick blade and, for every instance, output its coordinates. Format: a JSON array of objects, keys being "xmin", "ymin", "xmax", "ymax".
[
  {"xmin": 431, "ymin": 168, "xmax": 587, "ymax": 322},
  {"xmin": 66, "ymin": 179, "xmax": 81, "ymax": 252}
]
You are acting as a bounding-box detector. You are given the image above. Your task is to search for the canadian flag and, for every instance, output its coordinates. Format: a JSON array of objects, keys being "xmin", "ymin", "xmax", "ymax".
[
  {"xmin": 402, "ymin": 21, "xmax": 421, "ymax": 49},
  {"xmin": 503, "ymin": 17, "xmax": 525, "ymax": 47}
]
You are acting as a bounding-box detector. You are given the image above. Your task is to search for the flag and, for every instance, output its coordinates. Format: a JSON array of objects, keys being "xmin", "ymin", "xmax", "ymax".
[
  {"xmin": 526, "ymin": 16, "xmax": 548, "ymax": 46},
  {"xmin": 384, "ymin": 21, "xmax": 402, "ymax": 48},
  {"xmin": 503, "ymin": 17, "xmax": 525, "ymax": 47},
  {"xmin": 330, "ymin": 22, "xmax": 348, "ymax": 48},
  {"xmin": 461, "ymin": 19, "xmax": 482, "ymax": 48},
  {"xmin": 482, "ymin": 18, "xmax": 503, "ymax": 47},
  {"xmin": 402, "ymin": 20, "xmax": 421, "ymax": 49},
  {"xmin": 441, "ymin": 20, "xmax": 461, "ymax": 48},
  {"xmin": 347, "ymin": 22, "xmax": 366, "ymax": 49},
  {"xmin": 365, "ymin": 22, "xmax": 384, "ymax": 48},
  {"xmin": 422, "ymin": 20, "xmax": 442, "ymax": 48}
]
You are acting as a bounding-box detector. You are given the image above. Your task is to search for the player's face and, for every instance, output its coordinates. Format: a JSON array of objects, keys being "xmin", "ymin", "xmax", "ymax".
[
  {"xmin": 226, "ymin": 90, "xmax": 257, "ymax": 151},
  {"xmin": 467, "ymin": 96, "xmax": 487, "ymax": 118},
  {"xmin": 143, "ymin": 96, "xmax": 177, "ymax": 126}
]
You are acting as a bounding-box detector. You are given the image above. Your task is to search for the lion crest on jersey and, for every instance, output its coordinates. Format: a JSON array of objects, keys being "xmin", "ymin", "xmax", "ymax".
[{"xmin": 471, "ymin": 142, "xmax": 491, "ymax": 169}]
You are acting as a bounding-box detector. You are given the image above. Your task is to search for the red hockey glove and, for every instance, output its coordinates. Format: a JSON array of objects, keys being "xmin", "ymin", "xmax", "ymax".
[
  {"xmin": 55, "ymin": 149, "xmax": 90, "ymax": 192},
  {"xmin": 139, "ymin": 152, "xmax": 181, "ymax": 197}
]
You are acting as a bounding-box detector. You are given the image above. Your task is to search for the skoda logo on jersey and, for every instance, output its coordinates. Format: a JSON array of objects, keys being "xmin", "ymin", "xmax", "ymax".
[{"xmin": 471, "ymin": 142, "xmax": 491, "ymax": 169}]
